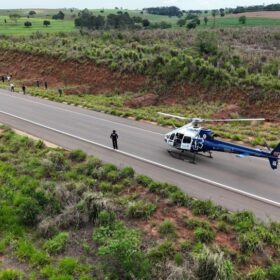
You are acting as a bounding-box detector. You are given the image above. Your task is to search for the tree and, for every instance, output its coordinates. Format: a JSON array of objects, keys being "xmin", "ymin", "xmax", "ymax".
[
  {"xmin": 177, "ymin": 18, "xmax": 186, "ymax": 27},
  {"xmin": 52, "ymin": 11, "xmax": 65, "ymax": 20},
  {"xmin": 9, "ymin": 14, "xmax": 21, "ymax": 24},
  {"xmin": 204, "ymin": 16, "xmax": 208, "ymax": 25},
  {"xmin": 24, "ymin": 21, "xmax": 32, "ymax": 28},
  {"xmin": 142, "ymin": 19, "xmax": 150, "ymax": 27},
  {"xmin": 187, "ymin": 20, "xmax": 197, "ymax": 29},
  {"xmin": 219, "ymin": 8, "xmax": 225, "ymax": 17},
  {"xmin": 28, "ymin": 11, "xmax": 36, "ymax": 17},
  {"xmin": 211, "ymin": 9, "xmax": 218, "ymax": 27},
  {"xmin": 43, "ymin": 20, "xmax": 51, "ymax": 27},
  {"xmin": 239, "ymin": 15, "xmax": 246, "ymax": 24}
]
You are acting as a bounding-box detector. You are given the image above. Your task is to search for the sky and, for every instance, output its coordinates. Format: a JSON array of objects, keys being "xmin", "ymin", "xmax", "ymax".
[{"xmin": 1, "ymin": 0, "xmax": 279, "ymax": 10}]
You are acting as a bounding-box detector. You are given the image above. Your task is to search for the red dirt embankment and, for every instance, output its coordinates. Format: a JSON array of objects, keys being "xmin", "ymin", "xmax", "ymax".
[
  {"xmin": 0, "ymin": 50, "xmax": 279, "ymax": 120},
  {"xmin": 0, "ymin": 50, "xmax": 147, "ymax": 94}
]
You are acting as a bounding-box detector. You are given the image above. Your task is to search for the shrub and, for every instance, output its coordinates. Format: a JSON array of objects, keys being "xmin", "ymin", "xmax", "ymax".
[
  {"xmin": 148, "ymin": 240, "xmax": 176, "ymax": 263},
  {"xmin": 191, "ymin": 199, "xmax": 220, "ymax": 217},
  {"xmin": 0, "ymin": 269, "xmax": 24, "ymax": 280},
  {"xmin": 267, "ymin": 264, "xmax": 280, "ymax": 280},
  {"xmin": 247, "ymin": 266, "xmax": 266, "ymax": 280},
  {"xmin": 69, "ymin": 150, "xmax": 87, "ymax": 162},
  {"xmin": 239, "ymin": 232, "xmax": 262, "ymax": 253},
  {"xmin": 126, "ymin": 200, "xmax": 156, "ymax": 219},
  {"xmin": 17, "ymin": 197, "xmax": 41, "ymax": 225},
  {"xmin": 196, "ymin": 31, "xmax": 218, "ymax": 55},
  {"xmin": 43, "ymin": 232, "xmax": 69, "ymax": 254},
  {"xmin": 194, "ymin": 227, "xmax": 215, "ymax": 243},
  {"xmin": 16, "ymin": 239, "xmax": 49, "ymax": 266},
  {"xmin": 99, "ymin": 181, "xmax": 112, "ymax": 192},
  {"xmin": 136, "ymin": 175, "xmax": 153, "ymax": 187},
  {"xmin": 180, "ymin": 240, "xmax": 191, "ymax": 252},
  {"xmin": 158, "ymin": 220, "xmax": 177, "ymax": 237},
  {"xmin": 93, "ymin": 221, "xmax": 150, "ymax": 278},
  {"xmin": 232, "ymin": 211, "xmax": 256, "ymax": 233},
  {"xmin": 174, "ymin": 252, "xmax": 184, "ymax": 266},
  {"xmin": 97, "ymin": 210, "xmax": 116, "ymax": 226},
  {"xmin": 184, "ymin": 218, "xmax": 212, "ymax": 230},
  {"xmin": 195, "ymin": 246, "xmax": 234, "ymax": 280},
  {"xmin": 24, "ymin": 21, "xmax": 32, "ymax": 28},
  {"xmin": 120, "ymin": 166, "xmax": 135, "ymax": 178}
]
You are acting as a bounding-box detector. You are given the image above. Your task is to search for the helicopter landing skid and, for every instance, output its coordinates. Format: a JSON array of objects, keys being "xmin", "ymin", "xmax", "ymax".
[{"xmin": 167, "ymin": 150, "xmax": 213, "ymax": 163}]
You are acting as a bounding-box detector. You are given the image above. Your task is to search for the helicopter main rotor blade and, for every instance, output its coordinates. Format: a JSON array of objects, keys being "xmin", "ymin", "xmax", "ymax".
[
  {"xmin": 158, "ymin": 112, "xmax": 190, "ymax": 120},
  {"xmin": 202, "ymin": 118, "xmax": 265, "ymax": 122}
]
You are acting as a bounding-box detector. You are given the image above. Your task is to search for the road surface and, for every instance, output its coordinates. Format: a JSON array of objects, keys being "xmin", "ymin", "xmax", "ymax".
[{"xmin": 0, "ymin": 89, "xmax": 279, "ymax": 221}]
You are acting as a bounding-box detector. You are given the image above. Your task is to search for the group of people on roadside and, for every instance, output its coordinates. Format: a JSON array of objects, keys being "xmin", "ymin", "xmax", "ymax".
[{"xmin": 1, "ymin": 74, "xmax": 49, "ymax": 95}]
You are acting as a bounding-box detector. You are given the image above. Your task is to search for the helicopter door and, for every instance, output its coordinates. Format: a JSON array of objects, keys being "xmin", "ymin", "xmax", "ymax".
[
  {"xmin": 167, "ymin": 133, "xmax": 175, "ymax": 146},
  {"xmin": 181, "ymin": 136, "xmax": 192, "ymax": 150}
]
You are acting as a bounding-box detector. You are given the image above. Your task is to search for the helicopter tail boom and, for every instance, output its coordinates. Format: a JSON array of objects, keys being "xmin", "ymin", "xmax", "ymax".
[{"xmin": 269, "ymin": 143, "xmax": 280, "ymax": 170}]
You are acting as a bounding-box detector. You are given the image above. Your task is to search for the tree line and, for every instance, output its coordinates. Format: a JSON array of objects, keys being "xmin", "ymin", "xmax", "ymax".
[
  {"xmin": 143, "ymin": 6, "xmax": 182, "ymax": 16},
  {"xmin": 231, "ymin": 3, "xmax": 280, "ymax": 14},
  {"xmin": 74, "ymin": 9, "xmax": 151, "ymax": 30}
]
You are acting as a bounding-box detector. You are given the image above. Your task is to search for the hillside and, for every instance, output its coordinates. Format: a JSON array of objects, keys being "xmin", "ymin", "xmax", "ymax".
[{"xmin": 0, "ymin": 126, "xmax": 279, "ymax": 279}]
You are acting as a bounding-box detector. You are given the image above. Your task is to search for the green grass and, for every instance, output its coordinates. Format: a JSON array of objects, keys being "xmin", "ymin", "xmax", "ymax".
[
  {"xmin": 0, "ymin": 16, "xmax": 75, "ymax": 35},
  {"xmin": 1, "ymin": 9, "xmax": 280, "ymax": 36},
  {"xmin": 199, "ymin": 16, "xmax": 280, "ymax": 28}
]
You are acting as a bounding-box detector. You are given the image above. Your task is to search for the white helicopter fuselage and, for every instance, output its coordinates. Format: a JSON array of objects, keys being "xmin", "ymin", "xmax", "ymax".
[{"xmin": 164, "ymin": 124, "xmax": 202, "ymax": 151}]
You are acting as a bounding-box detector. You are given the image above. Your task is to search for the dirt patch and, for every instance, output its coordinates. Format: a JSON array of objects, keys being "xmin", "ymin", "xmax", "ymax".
[
  {"xmin": 124, "ymin": 93, "xmax": 159, "ymax": 108},
  {"xmin": 228, "ymin": 11, "xmax": 280, "ymax": 19},
  {"xmin": 213, "ymin": 104, "xmax": 242, "ymax": 119}
]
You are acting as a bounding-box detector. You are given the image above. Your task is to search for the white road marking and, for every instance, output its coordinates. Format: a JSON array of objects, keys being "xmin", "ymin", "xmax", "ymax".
[
  {"xmin": 1, "ymin": 110, "xmax": 279, "ymax": 208},
  {"xmin": 0, "ymin": 90, "xmax": 164, "ymax": 136}
]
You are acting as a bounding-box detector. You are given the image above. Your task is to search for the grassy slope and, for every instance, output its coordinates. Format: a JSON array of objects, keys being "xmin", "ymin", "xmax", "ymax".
[{"xmin": 0, "ymin": 127, "xmax": 279, "ymax": 279}]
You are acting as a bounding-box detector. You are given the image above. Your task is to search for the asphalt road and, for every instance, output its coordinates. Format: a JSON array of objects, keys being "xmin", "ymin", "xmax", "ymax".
[{"xmin": 0, "ymin": 89, "xmax": 279, "ymax": 221}]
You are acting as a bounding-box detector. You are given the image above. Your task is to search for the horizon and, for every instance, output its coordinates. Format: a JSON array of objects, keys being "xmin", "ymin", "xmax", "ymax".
[{"xmin": 0, "ymin": 1, "xmax": 279, "ymax": 11}]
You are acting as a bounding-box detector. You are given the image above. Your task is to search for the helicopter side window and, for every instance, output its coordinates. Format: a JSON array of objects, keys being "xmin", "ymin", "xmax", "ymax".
[
  {"xmin": 183, "ymin": 136, "xmax": 192, "ymax": 144},
  {"xmin": 170, "ymin": 133, "xmax": 175, "ymax": 140},
  {"xmin": 176, "ymin": 133, "xmax": 184, "ymax": 139}
]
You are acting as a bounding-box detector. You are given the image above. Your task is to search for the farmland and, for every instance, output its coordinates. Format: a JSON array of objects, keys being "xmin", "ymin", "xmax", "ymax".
[{"xmin": 0, "ymin": 126, "xmax": 279, "ymax": 279}]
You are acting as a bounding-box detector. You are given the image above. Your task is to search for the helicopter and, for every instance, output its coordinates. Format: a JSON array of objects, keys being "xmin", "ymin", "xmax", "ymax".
[{"xmin": 158, "ymin": 112, "xmax": 280, "ymax": 170}]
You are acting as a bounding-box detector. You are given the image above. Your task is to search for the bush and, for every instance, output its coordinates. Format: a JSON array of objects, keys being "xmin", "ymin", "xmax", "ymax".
[
  {"xmin": 136, "ymin": 175, "xmax": 153, "ymax": 187},
  {"xmin": 148, "ymin": 241, "xmax": 176, "ymax": 263},
  {"xmin": 239, "ymin": 232, "xmax": 262, "ymax": 253},
  {"xmin": 43, "ymin": 232, "xmax": 69, "ymax": 254},
  {"xmin": 93, "ymin": 221, "xmax": 151, "ymax": 278},
  {"xmin": 126, "ymin": 200, "xmax": 156, "ymax": 219},
  {"xmin": 24, "ymin": 21, "xmax": 32, "ymax": 28},
  {"xmin": 195, "ymin": 246, "xmax": 234, "ymax": 280},
  {"xmin": 247, "ymin": 266, "xmax": 266, "ymax": 280},
  {"xmin": 196, "ymin": 31, "xmax": 218, "ymax": 55},
  {"xmin": 158, "ymin": 220, "xmax": 176, "ymax": 237},
  {"xmin": 267, "ymin": 264, "xmax": 280, "ymax": 280},
  {"xmin": 194, "ymin": 227, "xmax": 215, "ymax": 243},
  {"xmin": 120, "ymin": 166, "xmax": 135, "ymax": 178},
  {"xmin": 69, "ymin": 150, "xmax": 87, "ymax": 162},
  {"xmin": 97, "ymin": 210, "xmax": 116, "ymax": 226},
  {"xmin": 17, "ymin": 197, "xmax": 41, "ymax": 225},
  {"xmin": 0, "ymin": 269, "xmax": 24, "ymax": 280}
]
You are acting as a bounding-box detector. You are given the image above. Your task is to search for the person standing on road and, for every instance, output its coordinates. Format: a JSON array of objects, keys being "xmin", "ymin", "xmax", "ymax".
[
  {"xmin": 36, "ymin": 80, "xmax": 40, "ymax": 87},
  {"xmin": 10, "ymin": 83, "xmax": 14, "ymax": 92},
  {"xmin": 22, "ymin": 85, "xmax": 26, "ymax": 95},
  {"xmin": 110, "ymin": 130, "xmax": 119, "ymax": 150},
  {"xmin": 1, "ymin": 76, "xmax": 5, "ymax": 83},
  {"xmin": 7, "ymin": 75, "xmax": 11, "ymax": 82},
  {"xmin": 44, "ymin": 81, "xmax": 48, "ymax": 89}
]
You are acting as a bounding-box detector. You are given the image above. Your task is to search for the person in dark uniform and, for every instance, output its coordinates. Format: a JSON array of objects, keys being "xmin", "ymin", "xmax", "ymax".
[
  {"xmin": 110, "ymin": 130, "xmax": 118, "ymax": 149},
  {"xmin": 44, "ymin": 81, "xmax": 48, "ymax": 89},
  {"xmin": 1, "ymin": 76, "xmax": 5, "ymax": 83},
  {"xmin": 22, "ymin": 85, "xmax": 26, "ymax": 95},
  {"xmin": 36, "ymin": 80, "xmax": 40, "ymax": 87}
]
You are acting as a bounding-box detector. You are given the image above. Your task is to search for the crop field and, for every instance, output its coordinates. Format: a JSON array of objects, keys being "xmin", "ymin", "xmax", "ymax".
[
  {"xmin": 0, "ymin": 126, "xmax": 279, "ymax": 279},
  {"xmin": 0, "ymin": 16, "xmax": 75, "ymax": 35}
]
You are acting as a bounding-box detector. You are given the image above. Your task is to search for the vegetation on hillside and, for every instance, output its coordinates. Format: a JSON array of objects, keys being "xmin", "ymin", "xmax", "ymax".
[
  {"xmin": 0, "ymin": 126, "xmax": 279, "ymax": 279},
  {"xmin": 0, "ymin": 28, "xmax": 279, "ymax": 94}
]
